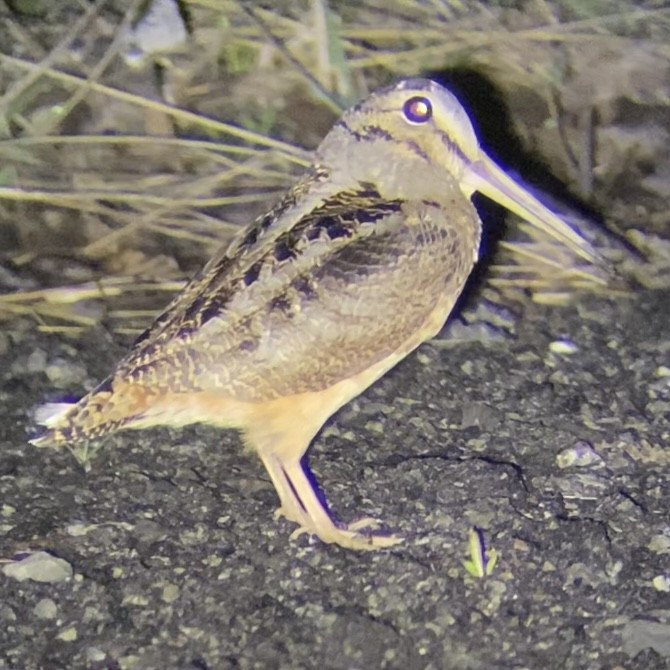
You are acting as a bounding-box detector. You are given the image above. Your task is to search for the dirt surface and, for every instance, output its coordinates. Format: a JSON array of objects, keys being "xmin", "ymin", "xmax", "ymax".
[
  {"xmin": 1, "ymin": 2, "xmax": 670, "ymax": 670},
  {"xmin": 1, "ymin": 288, "xmax": 669, "ymax": 670}
]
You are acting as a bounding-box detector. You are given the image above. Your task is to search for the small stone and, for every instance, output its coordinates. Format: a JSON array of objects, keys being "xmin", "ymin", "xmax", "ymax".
[
  {"xmin": 556, "ymin": 441, "xmax": 604, "ymax": 468},
  {"xmin": 33, "ymin": 598, "xmax": 58, "ymax": 620},
  {"xmin": 122, "ymin": 594, "xmax": 149, "ymax": 607},
  {"xmin": 162, "ymin": 583, "xmax": 180, "ymax": 603},
  {"xmin": 26, "ymin": 349, "xmax": 48, "ymax": 373},
  {"xmin": 364, "ymin": 420, "xmax": 385, "ymax": 434},
  {"xmin": 554, "ymin": 472, "xmax": 609, "ymax": 500},
  {"xmin": 416, "ymin": 351, "xmax": 431, "ymax": 365},
  {"xmin": 460, "ymin": 360, "xmax": 474, "ymax": 375},
  {"xmin": 119, "ymin": 655, "xmax": 141, "ymax": 669},
  {"xmin": 1, "ymin": 504, "xmax": 16, "ymax": 517},
  {"xmin": 549, "ymin": 339, "xmax": 579, "ymax": 355},
  {"xmin": 86, "ymin": 647, "xmax": 107, "ymax": 663},
  {"xmin": 56, "ymin": 626, "xmax": 78, "ymax": 642},
  {"xmin": 652, "ymin": 575, "xmax": 670, "ymax": 592},
  {"xmin": 123, "ymin": 0, "xmax": 188, "ymax": 63},
  {"xmin": 2, "ymin": 552, "xmax": 73, "ymax": 583},
  {"xmin": 45, "ymin": 358, "xmax": 87, "ymax": 387},
  {"xmin": 442, "ymin": 320, "xmax": 506, "ymax": 344},
  {"xmin": 648, "ymin": 533, "xmax": 670, "ymax": 555}
]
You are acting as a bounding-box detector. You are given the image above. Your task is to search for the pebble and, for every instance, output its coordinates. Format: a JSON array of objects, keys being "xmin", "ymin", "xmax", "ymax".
[
  {"xmin": 26, "ymin": 349, "xmax": 48, "ymax": 373},
  {"xmin": 162, "ymin": 583, "xmax": 180, "ymax": 603},
  {"xmin": 86, "ymin": 647, "xmax": 107, "ymax": 663},
  {"xmin": 123, "ymin": 0, "xmax": 188, "ymax": 66},
  {"xmin": 2, "ymin": 552, "xmax": 73, "ymax": 583},
  {"xmin": 56, "ymin": 626, "xmax": 78, "ymax": 642},
  {"xmin": 549, "ymin": 339, "xmax": 579, "ymax": 355},
  {"xmin": 33, "ymin": 598, "xmax": 58, "ymax": 620},
  {"xmin": 556, "ymin": 441, "xmax": 604, "ymax": 468}
]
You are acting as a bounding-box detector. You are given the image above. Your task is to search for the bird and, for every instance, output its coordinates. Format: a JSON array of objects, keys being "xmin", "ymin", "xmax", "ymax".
[{"xmin": 31, "ymin": 78, "xmax": 605, "ymax": 550}]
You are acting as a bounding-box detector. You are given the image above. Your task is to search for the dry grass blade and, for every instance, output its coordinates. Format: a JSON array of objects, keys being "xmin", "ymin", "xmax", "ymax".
[
  {"xmin": 1, "ymin": 0, "xmax": 647, "ymax": 335},
  {"xmin": 0, "ymin": 53, "xmax": 311, "ymax": 160},
  {"xmin": 0, "ymin": 278, "xmax": 185, "ymax": 334}
]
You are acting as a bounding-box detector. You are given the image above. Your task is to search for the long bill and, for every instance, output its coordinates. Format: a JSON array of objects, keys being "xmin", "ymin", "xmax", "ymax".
[{"xmin": 461, "ymin": 152, "xmax": 608, "ymax": 278}]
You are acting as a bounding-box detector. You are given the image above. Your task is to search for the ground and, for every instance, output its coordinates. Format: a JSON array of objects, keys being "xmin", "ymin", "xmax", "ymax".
[
  {"xmin": 1, "ymin": 2, "xmax": 670, "ymax": 670},
  {"xmin": 1, "ymin": 287, "xmax": 669, "ymax": 670}
]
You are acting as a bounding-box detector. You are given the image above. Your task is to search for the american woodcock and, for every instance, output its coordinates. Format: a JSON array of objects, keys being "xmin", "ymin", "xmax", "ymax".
[{"xmin": 32, "ymin": 79, "xmax": 605, "ymax": 550}]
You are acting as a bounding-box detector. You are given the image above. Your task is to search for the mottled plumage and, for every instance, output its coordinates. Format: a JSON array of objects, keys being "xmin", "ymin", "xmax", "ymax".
[{"xmin": 32, "ymin": 79, "xmax": 604, "ymax": 549}]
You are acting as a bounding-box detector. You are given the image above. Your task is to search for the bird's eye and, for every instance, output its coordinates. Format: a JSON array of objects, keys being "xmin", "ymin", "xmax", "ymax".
[{"xmin": 403, "ymin": 96, "xmax": 432, "ymax": 124}]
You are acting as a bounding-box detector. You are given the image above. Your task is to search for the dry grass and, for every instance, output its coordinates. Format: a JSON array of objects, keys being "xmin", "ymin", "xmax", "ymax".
[{"xmin": 0, "ymin": 0, "xmax": 667, "ymax": 334}]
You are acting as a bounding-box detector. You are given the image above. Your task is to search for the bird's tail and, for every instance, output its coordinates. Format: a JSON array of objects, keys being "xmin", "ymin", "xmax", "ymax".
[{"xmin": 30, "ymin": 376, "xmax": 153, "ymax": 448}]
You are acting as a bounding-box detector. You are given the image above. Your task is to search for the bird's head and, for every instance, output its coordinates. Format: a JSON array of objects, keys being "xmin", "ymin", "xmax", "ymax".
[{"xmin": 316, "ymin": 78, "xmax": 604, "ymax": 269}]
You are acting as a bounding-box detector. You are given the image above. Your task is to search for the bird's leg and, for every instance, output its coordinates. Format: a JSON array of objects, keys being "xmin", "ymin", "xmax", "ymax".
[
  {"xmin": 259, "ymin": 452, "xmax": 311, "ymax": 527},
  {"xmin": 259, "ymin": 451, "xmax": 402, "ymax": 551}
]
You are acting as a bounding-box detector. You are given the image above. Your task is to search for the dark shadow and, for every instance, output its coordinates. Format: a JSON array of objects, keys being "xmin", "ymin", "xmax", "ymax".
[
  {"xmin": 422, "ymin": 67, "xmax": 607, "ymax": 307},
  {"xmin": 428, "ymin": 68, "xmax": 601, "ymax": 213}
]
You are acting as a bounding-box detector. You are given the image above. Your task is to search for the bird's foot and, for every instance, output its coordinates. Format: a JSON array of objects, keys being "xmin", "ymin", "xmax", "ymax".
[{"xmin": 288, "ymin": 515, "xmax": 402, "ymax": 550}]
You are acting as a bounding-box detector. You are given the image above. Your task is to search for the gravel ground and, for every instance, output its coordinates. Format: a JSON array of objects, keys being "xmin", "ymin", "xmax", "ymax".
[
  {"xmin": 1, "ymin": 287, "xmax": 669, "ymax": 670},
  {"xmin": 1, "ymin": 2, "xmax": 669, "ymax": 669}
]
